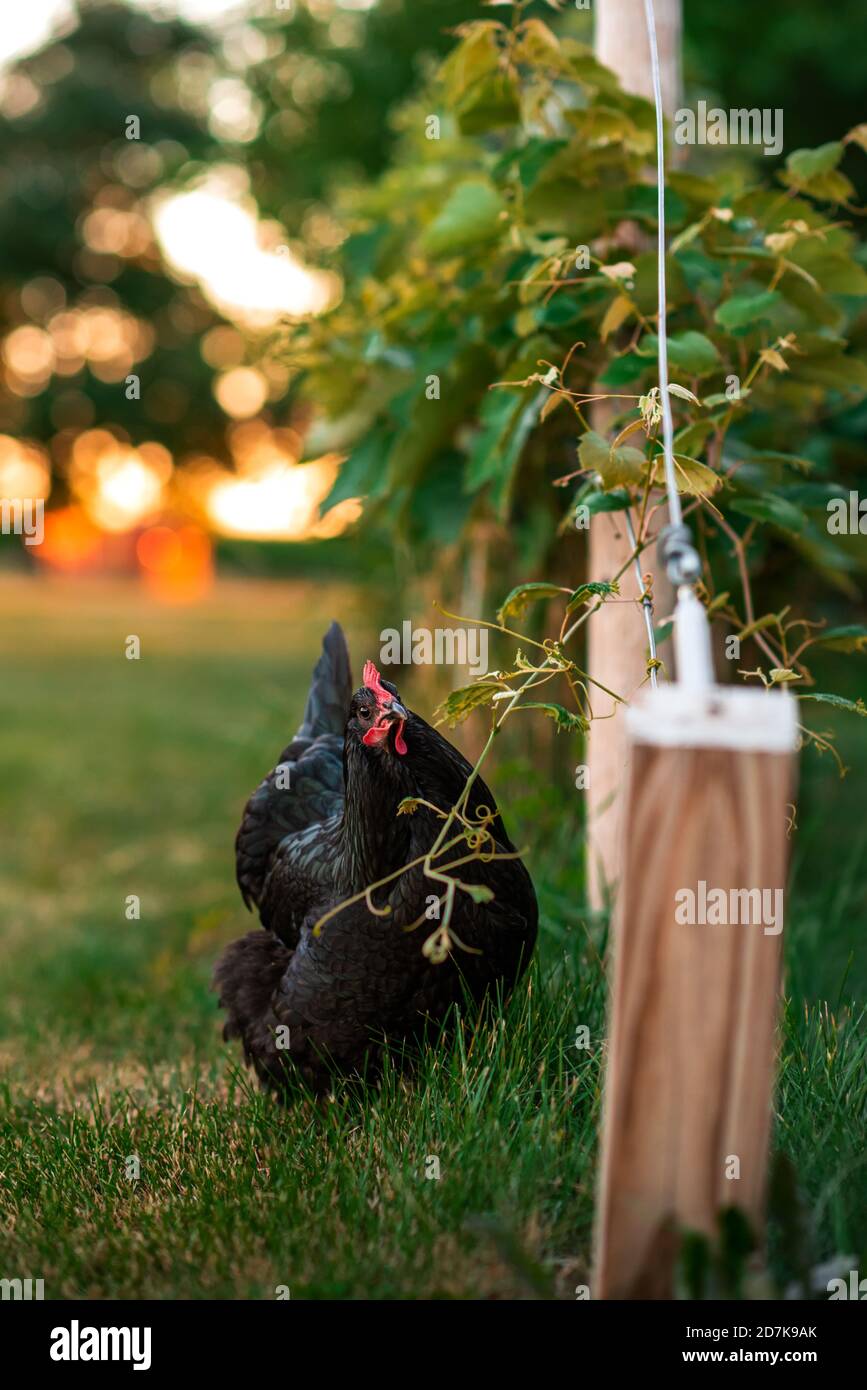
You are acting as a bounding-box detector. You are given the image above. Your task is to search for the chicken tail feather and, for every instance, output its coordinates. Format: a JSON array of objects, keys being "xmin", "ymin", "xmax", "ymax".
[
  {"xmin": 297, "ymin": 619, "xmax": 352, "ymax": 742},
  {"xmin": 234, "ymin": 622, "xmax": 349, "ymax": 913}
]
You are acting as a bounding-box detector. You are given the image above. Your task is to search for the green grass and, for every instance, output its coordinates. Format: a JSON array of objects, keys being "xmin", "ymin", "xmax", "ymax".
[{"xmin": 0, "ymin": 574, "xmax": 864, "ymax": 1299}]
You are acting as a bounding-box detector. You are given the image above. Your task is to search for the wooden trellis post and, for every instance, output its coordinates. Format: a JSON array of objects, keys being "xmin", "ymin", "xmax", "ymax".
[
  {"xmin": 587, "ymin": 0, "xmax": 682, "ymax": 910},
  {"xmin": 593, "ymin": 595, "xmax": 798, "ymax": 1297},
  {"xmin": 590, "ymin": 1, "xmax": 799, "ymax": 1297}
]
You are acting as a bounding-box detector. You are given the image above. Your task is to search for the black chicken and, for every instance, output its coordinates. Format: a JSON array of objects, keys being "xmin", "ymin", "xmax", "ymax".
[{"xmin": 214, "ymin": 622, "xmax": 537, "ymax": 1093}]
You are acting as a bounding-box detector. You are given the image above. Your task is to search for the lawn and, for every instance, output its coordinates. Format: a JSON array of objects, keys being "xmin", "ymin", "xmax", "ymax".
[{"xmin": 0, "ymin": 574, "xmax": 864, "ymax": 1299}]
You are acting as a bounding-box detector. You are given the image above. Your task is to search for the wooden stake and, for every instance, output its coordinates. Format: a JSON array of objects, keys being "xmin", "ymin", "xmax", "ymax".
[
  {"xmin": 594, "ymin": 685, "xmax": 797, "ymax": 1298},
  {"xmin": 587, "ymin": 0, "xmax": 682, "ymax": 908}
]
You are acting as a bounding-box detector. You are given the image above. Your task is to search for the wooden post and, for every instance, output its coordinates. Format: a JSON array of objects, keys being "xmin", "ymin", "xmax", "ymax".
[
  {"xmin": 594, "ymin": 684, "xmax": 797, "ymax": 1298},
  {"xmin": 595, "ymin": 0, "xmax": 682, "ymax": 118},
  {"xmin": 587, "ymin": 0, "xmax": 682, "ymax": 908}
]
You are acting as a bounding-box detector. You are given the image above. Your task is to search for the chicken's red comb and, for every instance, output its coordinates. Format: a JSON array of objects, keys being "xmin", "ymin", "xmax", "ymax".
[{"xmin": 362, "ymin": 660, "xmax": 392, "ymax": 706}]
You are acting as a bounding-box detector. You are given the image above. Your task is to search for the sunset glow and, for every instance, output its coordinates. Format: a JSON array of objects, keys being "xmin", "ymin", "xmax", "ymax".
[
  {"xmin": 203, "ymin": 455, "xmax": 360, "ymax": 541},
  {"xmin": 136, "ymin": 523, "xmax": 214, "ymax": 603},
  {"xmin": 152, "ymin": 174, "xmax": 340, "ymax": 329},
  {"xmin": 0, "ymin": 435, "xmax": 52, "ymax": 500},
  {"xmin": 68, "ymin": 430, "xmax": 171, "ymax": 532}
]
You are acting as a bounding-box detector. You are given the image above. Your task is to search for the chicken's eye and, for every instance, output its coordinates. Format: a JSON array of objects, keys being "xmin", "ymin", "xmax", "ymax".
[{"xmin": 358, "ymin": 705, "xmax": 371, "ymax": 720}]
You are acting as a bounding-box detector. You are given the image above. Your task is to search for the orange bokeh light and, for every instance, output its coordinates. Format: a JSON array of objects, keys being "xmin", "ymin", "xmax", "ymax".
[
  {"xmin": 136, "ymin": 523, "xmax": 213, "ymax": 604},
  {"xmin": 34, "ymin": 505, "xmax": 103, "ymax": 572},
  {"xmin": 213, "ymin": 366, "xmax": 269, "ymax": 419},
  {"xmin": 68, "ymin": 430, "xmax": 170, "ymax": 532},
  {"xmin": 0, "ymin": 435, "xmax": 52, "ymax": 500}
]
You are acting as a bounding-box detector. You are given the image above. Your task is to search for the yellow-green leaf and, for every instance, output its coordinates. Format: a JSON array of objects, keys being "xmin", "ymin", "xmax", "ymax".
[
  {"xmin": 656, "ymin": 453, "xmax": 722, "ymax": 498},
  {"xmin": 600, "ymin": 293, "xmax": 633, "ymax": 340},
  {"xmin": 497, "ymin": 581, "xmax": 566, "ymax": 625}
]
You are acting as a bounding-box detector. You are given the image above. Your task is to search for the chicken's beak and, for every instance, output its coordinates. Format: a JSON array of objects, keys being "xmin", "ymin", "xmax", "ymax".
[{"xmin": 382, "ymin": 699, "xmax": 408, "ymax": 723}]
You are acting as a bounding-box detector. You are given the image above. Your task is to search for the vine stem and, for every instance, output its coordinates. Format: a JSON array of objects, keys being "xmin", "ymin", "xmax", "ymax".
[{"xmin": 625, "ymin": 509, "xmax": 659, "ymax": 687}]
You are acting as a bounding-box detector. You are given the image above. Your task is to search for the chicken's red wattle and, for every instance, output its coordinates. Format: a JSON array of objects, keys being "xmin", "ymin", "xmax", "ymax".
[
  {"xmin": 361, "ymin": 659, "xmax": 407, "ymax": 755},
  {"xmin": 362, "ymin": 715, "xmax": 407, "ymax": 755}
]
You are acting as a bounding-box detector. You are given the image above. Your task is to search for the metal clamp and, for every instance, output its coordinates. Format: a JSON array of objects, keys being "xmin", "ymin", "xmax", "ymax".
[{"xmin": 658, "ymin": 522, "xmax": 702, "ymax": 587}]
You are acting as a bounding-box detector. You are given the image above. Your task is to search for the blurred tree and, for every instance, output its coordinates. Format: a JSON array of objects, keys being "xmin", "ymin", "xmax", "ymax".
[
  {"xmin": 0, "ymin": 0, "xmax": 233, "ymax": 476},
  {"xmin": 0, "ymin": 0, "xmax": 493, "ymax": 491}
]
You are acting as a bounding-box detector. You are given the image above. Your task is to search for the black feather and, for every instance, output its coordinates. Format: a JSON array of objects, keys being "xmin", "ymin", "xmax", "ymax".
[{"xmin": 234, "ymin": 620, "xmax": 350, "ymax": 913}]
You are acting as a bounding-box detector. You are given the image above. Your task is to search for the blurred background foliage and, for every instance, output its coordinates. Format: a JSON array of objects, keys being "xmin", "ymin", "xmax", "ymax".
[
  {"xmin": 0, "ymin": 0, "xmax": 865, "ymax": 1298},
  {"xmin": 0, "ymin": 0, "xmax": 865, "ymax": 569}
]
